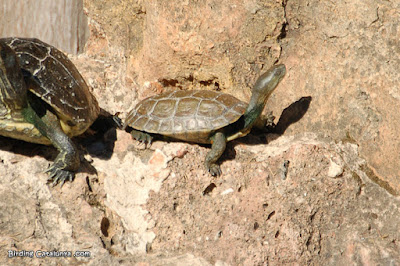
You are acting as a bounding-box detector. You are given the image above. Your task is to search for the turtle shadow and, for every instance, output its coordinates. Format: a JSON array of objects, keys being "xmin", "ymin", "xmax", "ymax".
[
  {"xmin": 274, "ymin": 96, "xmax": 312, "ymax": 135},
  {"xmin": 0, "ymin": 137, "xmax": 46, "ymax": 159},
  {"xmin": 0, "ymin": 108, "xmax": 119, "ymax": 177},
  {"xmin": 217, "ymin": 96, "xmax": 312, "ymax": 164},
  {"xmin": 76, "ymin": 109, "xmax": 120, "ymax": 174},
  {"xmin": 78, "ymin": 109, "xmax": 118, "ymax": 159},
  {"xmin": 239, "ymin": 96, "xmax": 312, "ymax": 145},
  {"xmin": 0, "ymin": 136, "xmax": 100, "ymax": 176}
]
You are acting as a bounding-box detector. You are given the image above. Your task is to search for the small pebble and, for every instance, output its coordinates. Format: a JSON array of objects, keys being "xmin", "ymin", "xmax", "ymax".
[
  {"xmin": 327, "ymin": 159, "xmax": 343, "ymax": 178},
  {"xmin": 221, "ymin": 188, "xmax": 234, "ymax": 196}
]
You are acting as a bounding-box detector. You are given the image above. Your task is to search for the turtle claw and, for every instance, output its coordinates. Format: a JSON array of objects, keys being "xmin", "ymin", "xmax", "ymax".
[
  {"xmin": 137, "ymin": 137, "xmax": 152, "ymax": 148},
  {"xmin": 208, "ymin": 164, "xmax": 222, "ymax": 177},
  {"xmin": 45, "ymin": 166, "xmax": 74, "ymax": 187},
  {"xmin": 138, "ymin": 133, "xmax": 153, "ymax": 147},
  {"xmin": 146, "ymin": 136, "xmax": 153, "ymax": 147},
  {"xmin": 264, "ymin": 112, "xmax": 276, "ymax": 132}
]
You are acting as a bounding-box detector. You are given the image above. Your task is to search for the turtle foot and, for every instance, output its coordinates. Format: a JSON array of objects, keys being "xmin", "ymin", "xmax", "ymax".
[
  {"xmin": 264, "ymin": 111, "xmax": 276, "ymax": 132},
  {"xmin": 130, "ymin": 130, "xmax": 153, "ymax": 147},
  {"xmin": 208, "ymin": 164, "xmax": 222, "ymax": 177},
  {"xmin": 45, "ymin": 165, "xmax": 75, "ymax": 187},
  {"xmin": 44, "ymin": 149, "xmax": 79, "ymax": 187}
]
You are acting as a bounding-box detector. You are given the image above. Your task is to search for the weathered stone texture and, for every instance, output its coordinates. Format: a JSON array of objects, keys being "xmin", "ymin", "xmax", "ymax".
[
  {"xmin": 279, "ymin": 0, "xmax": 400, "ymax": 193},
  {"xmin": 85, "ymin": 0, "xmax": 285, "ymax": 99}
]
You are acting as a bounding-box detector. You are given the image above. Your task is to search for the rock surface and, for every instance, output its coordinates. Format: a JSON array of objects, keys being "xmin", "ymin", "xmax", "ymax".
[
  {"xmin": 1, "ymin": 0, "xmax": 400, "ymax": 265},
  {"xmin": 279, "ymin": 0, "xmax": 400, "ymax": 194}
]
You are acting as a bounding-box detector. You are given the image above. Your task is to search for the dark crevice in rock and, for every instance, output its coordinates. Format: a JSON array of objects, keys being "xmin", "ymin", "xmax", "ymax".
[
  {"xmin": 203, "ymin": 183, "xmax": 217, "ymax": 195},
  {"xmin": 159, "ymin": 79, "xmax": 179, "ymax": 88},
  {"xmin": 277, "ymin": 22, "xmax": 288, "ymax": 40},
  {"xmin": 199, "ymin": 79, "xmax": 215, "ymax": 86},
  {"xmin": 360, "ymin": 164, "xmax": 399, "ymax": 196},
  {"xmin": 360, "ymin": 164, "xmax": 398, "ymax": 196},
  {"xmin": 101, "ymin": 217, "xmax": 111, "ymax": 237},
  {"xmin": 278, "ymin": 0, "xmax": 288, "ymax": 40}
]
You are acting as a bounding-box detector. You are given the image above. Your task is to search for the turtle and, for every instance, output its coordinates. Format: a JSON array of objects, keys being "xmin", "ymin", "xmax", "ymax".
[
  {"xmin": 0, "ymin": 37, "xmax": 100, "ymax": 185},
  {"xmin": 121, "ymin": 64, "xmax": 286, "ymax": 176}
]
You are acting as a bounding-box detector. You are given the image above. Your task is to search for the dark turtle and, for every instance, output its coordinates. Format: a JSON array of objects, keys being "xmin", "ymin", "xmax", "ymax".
[
  {"xmin": 0, "ymin": 37, "xmax": 99, "ymax": 185},
  {"xmin": 122, "ymin": 64, "xmax": 286, "ymax": 176}
]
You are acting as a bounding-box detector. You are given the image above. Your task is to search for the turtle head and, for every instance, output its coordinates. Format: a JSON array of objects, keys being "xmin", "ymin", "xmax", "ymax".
[
  {"xmin": 243, "ymin": 64, "xmax": 286, "ymax": 128},
  {"xmin": 251, "ymin": 64, "xmax": 286, "ymax": 106},
  {"xmin": 0, "ymin": 41, "xmax": 27, "ymax": 112},
  {"xmin": 0, "ymin": 42, "xmax": 24, "ymax": 85},
  {"xmin": 0, "ymin": 42, "xmax": 19, "ymax": 74}
]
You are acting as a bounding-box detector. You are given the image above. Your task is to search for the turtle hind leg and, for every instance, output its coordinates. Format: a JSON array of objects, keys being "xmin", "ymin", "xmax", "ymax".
[
  {"xmin": 205, "ymin": 132, "xmax": 226, "ymax": 176},
  {"xmin": 130, "ymin": 129, "xmax": 153, "ymax": 147},
  {"xmin": 22, "ymin": 103, "xmax": 79, "ymax": 187}
]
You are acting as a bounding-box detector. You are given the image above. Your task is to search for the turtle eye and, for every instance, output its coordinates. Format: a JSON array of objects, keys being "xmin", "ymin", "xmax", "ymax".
[{"xmin": 67, "ymin": 120, "xmax": 77, "ymax": 127}]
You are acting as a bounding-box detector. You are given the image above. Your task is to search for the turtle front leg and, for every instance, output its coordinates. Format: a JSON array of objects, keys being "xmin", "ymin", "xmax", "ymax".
[
  {"xmin": 22, "ymin": 105, "xmax": 79, "ymax": 186},
  {"xmin": 205, "ymin": 132, "xmax": 226, "ymax": 176},
  {"xmin": 253, "ymin": 111, "xmax": 276, "ymax": 133}
]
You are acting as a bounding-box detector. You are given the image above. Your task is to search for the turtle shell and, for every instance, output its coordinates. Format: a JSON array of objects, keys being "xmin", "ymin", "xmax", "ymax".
[
  {"xmin": 2, "ymin": 37, "xmax": 99, "ymax": 136},
  {"xmin": 125, "ymin": 90, "xmax": 248, "ymax": 144}
]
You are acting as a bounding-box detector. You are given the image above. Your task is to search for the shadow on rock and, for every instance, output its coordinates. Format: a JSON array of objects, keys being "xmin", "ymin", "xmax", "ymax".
[
  {"xmin": 214, "ymin": 96, "xmax": 312, "ymax": 166},
  {"xmin": 239, "ymin": 96, "xmax": 312, "ymax": 147},
  {"xmin": 78, "ymin": 108, "xmax": 119, "ymax": 160},
  {"xmin": 0, "ymin": 136, "xmax": 44, "ymax": 158},
  {"xmin": 274, "ymin": 96, "xmax": 312, "ymax": 135}
]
